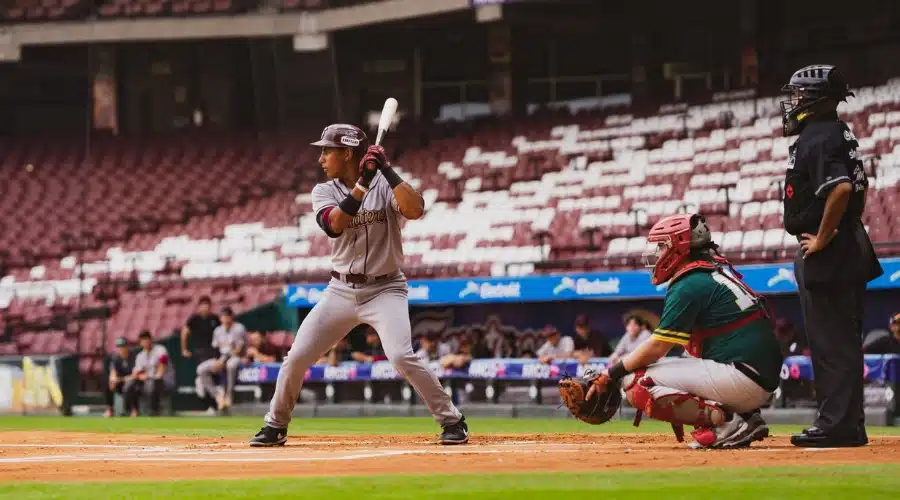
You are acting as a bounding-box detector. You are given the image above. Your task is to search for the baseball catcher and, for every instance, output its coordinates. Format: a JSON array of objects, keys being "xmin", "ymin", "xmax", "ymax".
[{"xmin": 560, "ymin": 213, "xmax": 784, "ymax": 448}]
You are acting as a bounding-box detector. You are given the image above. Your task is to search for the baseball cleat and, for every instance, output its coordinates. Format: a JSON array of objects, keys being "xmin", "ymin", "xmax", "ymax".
[
  {"xmin": 716, "ymin": 412, "xmax": 769, "ymax": 448},
  {"xmin": 688, "ymin": 412, "xmax": 769, "ymax": 449},
  {"xmin": 249, "ymin": 426, "xmax": 288, "ymax": 447},
  {"xmin": 439, "ymin": 416, "xmax": 469, "ymax": 445}
]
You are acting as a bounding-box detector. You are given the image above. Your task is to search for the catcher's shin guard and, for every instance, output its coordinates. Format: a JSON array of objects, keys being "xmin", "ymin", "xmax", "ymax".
[{"xmin": 624, "ymin": 370, "xmax": 727, "ymax": 442}]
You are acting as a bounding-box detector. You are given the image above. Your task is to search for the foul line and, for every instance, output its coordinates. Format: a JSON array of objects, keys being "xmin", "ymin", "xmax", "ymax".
[{"xmin": 0, "ymin": 445, "xmax": 821, "ymax": 465}]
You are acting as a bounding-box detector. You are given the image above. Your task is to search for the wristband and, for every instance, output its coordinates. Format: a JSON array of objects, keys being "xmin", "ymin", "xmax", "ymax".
[
  {"xmin": 381, "ymin": 166, "xmax": 404, "ymax": 189},
  {"xmin": 607, "ymin": 361, "xmax": 629, "ymax": 382},
  {"xmin": 339, "ymin": 194, "xmax": 362, "ymax": 216}
]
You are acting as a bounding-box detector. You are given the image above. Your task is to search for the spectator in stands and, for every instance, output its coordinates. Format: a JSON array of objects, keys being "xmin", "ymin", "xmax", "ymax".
[
  {"xmin": 570, "ymin": 315, "xmax": 612, "ymax": 363},
  {"xmin": 416, "ymin": 332, "xmax": 452, "ymax": 362},
  {"xmin": 440, "ymin": 333, "xmax": 475, "ymax": 370},
  {"xmin": 537, "ymin": 325, "xmax": 575, "ymax": 364},
  {"xmin": 181, "ymin": 296, "xmax": 220, "ymax": 362},
  {"xmin": 242, "ymin": 331, "xmax": 281, "ymax": 365},
  {"xmin": 326, "ymin": 337, "xmax": 354, "ymax": 366},
  {"xmin": 104, "ymin": 337, "xmax": 134, "ymax": 418},
  {"xmin": 464, "ymin": 327, "xmax": 493, "ymax": 359},
  {"xmin": 351, "ymin": 327, "xmax": 387, "ymax": 363},
  {"xmin": 864, "ymin": 313, "xmax": 900, "ymax": 354},
  {"xmin": 892, "ymin": 314, "xmax": 900, "ymax": 351},
  {"xmin": 124, "ymin": 331, "xmax": 174, "ymax": 417},
  {"xmin": 606, "ymin": 315, "xmax": 653, "ymax": 366},
  {"xmin": 196, "ymin": 307, "xmax": 247, "ymax": 414},
  {"xmin": 890, "ymin": 314, "xmax": 900, "ymax": 354}
]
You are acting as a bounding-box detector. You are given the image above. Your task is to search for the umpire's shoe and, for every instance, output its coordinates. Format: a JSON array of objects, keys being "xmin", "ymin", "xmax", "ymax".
[
  {"xmin": 790, "ymin": 427, "xmax": 868, "ymax": 448},
  {"xmin": 439, "ymin": 416, "xmax": 469, "ymax": 445},
  {"xmin": 249, "ymin": 426, "xmax": 288, "ymax": 447}
]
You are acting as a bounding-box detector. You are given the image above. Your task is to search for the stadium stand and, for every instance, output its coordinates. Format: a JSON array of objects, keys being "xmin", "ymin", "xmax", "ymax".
[{"xmin": 2, "ymin": 76, "xmax": 899, "ymax": 379}]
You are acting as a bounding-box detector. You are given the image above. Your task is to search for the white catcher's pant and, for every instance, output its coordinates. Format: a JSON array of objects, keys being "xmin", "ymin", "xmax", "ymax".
[
  {"xmin": 265, "ymin": 276, "xmax": 463, "ymax": 429},
  {"xmin": 622, "ymin": 357, "xmax": 771, "ymax": 413}
]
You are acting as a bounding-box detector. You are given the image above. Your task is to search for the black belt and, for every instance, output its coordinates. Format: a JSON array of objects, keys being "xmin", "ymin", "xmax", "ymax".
[
  {"xmin": 734, "ymin": 361, "xmax": 774, "ymax": 392},
  {"xmin": 331, "ymin": 271, "xmax": 393, "ymax": 285}
]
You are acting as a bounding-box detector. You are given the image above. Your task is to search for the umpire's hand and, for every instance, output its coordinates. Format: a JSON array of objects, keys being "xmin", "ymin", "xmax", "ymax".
[{"xmin": 800, "ymin": 229, "xmax": 838, "ymax": 258}]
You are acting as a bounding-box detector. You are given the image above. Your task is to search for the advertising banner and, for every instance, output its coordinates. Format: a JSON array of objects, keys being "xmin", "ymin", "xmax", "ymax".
[
  {"xmin": 0, "ymin": 356, "xmax": 65, "ymax": 414},
  {"xmin": 285, "ymin": 258, "xmax": 900, "ymax": 308}
]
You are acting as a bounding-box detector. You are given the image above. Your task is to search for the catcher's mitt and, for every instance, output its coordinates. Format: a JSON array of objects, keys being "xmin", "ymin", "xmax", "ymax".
[{"xmin": 558, "ymin": 370, "xmax": 622, "ymax": 425}]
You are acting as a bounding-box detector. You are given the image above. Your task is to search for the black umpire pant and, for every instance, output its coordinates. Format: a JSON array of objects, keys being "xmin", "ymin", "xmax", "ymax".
[{"xmin": 794, "ymin": 252, "xmax": 866, "ymax": 437}]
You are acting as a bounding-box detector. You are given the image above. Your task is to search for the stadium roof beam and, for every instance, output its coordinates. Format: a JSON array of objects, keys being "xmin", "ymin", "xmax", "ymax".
[{"xmin": 4, "ymin": 0, "xmax": 472, "ymax": 47}]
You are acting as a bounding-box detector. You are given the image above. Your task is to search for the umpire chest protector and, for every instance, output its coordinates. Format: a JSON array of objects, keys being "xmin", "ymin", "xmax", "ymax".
[
  {"xmin": 782, "ymin": 120, "xmax": 880, "ymax": 285},
  {"xmin": 782, "ymin": 120, "xmax": 865, "ymax": 236}
]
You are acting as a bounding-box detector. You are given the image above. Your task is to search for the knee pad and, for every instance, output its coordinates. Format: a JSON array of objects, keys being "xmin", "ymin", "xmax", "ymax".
[{"xmin": 624, "ymin": 370, "xmax": 726, "ymax": 428}]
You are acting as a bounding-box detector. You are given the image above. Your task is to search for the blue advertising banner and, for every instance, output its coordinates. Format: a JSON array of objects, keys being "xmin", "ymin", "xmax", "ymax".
[
  {"xmin": 237, "ymin": 355, "xmax": 898, "ymax": 385},
  {"xmin": 284, "ymin": 258, "xmax": 900, "ymax": 308},
  {"xmin": 782, "ymin": 354, "xmax": 898, "ymax": 384}
]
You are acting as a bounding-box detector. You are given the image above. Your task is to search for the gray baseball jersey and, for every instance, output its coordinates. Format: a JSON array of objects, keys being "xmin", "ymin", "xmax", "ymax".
[
  {"xmin": 134, "ymin": 344, "xmax": 175, "ymax": 386},
  {"xmin": 212, "ymin": 322, "xmax": 247, "ymax": 357},
  {"xmin": 312, "ymin": 172, "xmax": 405, "ymax": 276}
]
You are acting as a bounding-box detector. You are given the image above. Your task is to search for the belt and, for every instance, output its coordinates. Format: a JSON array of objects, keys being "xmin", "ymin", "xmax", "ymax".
[
  {"xmin": 734, "ymin": 361, "xmax": 774, "ymax": 392},
  {"xmin": 331, "ymin": 271, "xmax": 393, "ymax": 285}
]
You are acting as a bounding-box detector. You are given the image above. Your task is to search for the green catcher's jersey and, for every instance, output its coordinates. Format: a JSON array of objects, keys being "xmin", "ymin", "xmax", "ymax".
[{"xmin": 653, "ymin": 268, "xmax": 784, "ymax": 392}]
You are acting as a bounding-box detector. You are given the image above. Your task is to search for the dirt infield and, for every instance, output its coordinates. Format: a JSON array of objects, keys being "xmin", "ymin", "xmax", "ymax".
[{"xmin": 1, "ymin": 431, "xmax": 898, "ymax": 482}]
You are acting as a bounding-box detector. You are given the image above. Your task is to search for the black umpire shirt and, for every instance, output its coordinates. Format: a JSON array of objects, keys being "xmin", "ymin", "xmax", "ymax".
[
  {"xmin": 782, "ymin": 118, "xmax": 882, "ymax": 286},
  {"xmin": 186, "ymin": 313, "xmax": 220, "ymax": 353}
]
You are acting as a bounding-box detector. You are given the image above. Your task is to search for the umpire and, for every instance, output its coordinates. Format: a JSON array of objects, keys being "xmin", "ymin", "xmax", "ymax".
[{"xmin": 780, "ymin": 65, "xmax": 883, "ymax": 447}]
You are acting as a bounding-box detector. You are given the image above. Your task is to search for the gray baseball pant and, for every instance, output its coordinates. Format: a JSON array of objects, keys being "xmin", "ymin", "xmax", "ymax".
[
  {"xmin": 264, "ymin": 276, "xmax": 462, "ymax": 429},
  {"xmin": 196, "ymin": 357, "xmax": 242, "ymax": 401}
]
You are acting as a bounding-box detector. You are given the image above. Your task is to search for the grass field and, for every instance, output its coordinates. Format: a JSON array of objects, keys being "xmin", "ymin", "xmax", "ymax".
[
  {"xmin": 1, "ymin": 416, "xmax": 898, "ymax": 499},
  {"xmin": 6, "ymin": 466, "xmax": 900, "ymax": 500}
]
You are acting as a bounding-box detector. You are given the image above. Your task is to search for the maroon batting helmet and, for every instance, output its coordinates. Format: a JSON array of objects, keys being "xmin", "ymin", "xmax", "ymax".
[{"xmin": 311, "ymin": 124, "xmax": 368, "ymax": 154}]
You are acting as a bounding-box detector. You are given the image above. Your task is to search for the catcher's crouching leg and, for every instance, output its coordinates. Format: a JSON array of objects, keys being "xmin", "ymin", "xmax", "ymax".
[{"xmin": 623, "ymin": 370, "xmax": 727, "ymax": 444}]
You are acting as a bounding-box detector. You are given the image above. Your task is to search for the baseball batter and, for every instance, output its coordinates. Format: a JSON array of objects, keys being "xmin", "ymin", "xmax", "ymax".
[
  {"xmin": 564, "ymin": 213, "xmax": 783, "ymax": 448},
  {"xmin": 249, "ymin": 124, "xmax": 468, "ymax": 447}
]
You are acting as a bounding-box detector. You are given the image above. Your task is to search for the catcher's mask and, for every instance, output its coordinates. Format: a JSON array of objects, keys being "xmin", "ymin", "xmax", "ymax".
[{"xmin": 642, "ymin": 213, "xmax": 712, "ymax": 286}]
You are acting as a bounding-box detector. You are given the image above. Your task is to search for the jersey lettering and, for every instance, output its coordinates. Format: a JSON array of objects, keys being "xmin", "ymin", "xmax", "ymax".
[
  {"xmin": 310, "ymin": 173, "xmax": 405, "ymax": 275},
  {"xmin": 711, "ymin": 271, "xmax": 756, "ymax": 311}
]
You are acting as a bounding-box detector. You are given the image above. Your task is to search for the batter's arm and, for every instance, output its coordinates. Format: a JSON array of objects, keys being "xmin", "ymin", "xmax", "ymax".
[
  {"xmin": 378, "ymin": 164, "xmax": 424, "ymax": 220},
  {"xmin": 326, "ymin": 186, "xmax": 367, "ymax": 234},
  {"xmin": 391, "ymin": 182, "xmax": 425, "ymax": 220},
  {"xmin": 312, "ymin": 183, "xmax": 364, "ymax": 237}
]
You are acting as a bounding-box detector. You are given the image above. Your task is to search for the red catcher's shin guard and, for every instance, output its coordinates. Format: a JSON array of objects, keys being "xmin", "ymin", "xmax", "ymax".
[{"xmin": 624, "ymin": 371, "xmax": 726, "ymax": 442}]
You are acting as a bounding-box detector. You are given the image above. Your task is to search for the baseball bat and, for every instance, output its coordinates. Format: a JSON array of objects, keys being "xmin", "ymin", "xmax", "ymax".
[{"xmin": 375, "ymin": 97, "xmax": 398, "ymax": 146}]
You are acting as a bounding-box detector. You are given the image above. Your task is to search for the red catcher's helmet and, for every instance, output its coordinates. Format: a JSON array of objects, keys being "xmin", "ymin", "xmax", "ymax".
[
  {"xmin": 310, "ymin": 124, "xmax": 368, "ymax": 154},
  {"xmin": 643, "ymin": 213, "xmax": 713, "ymax": 285}
]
